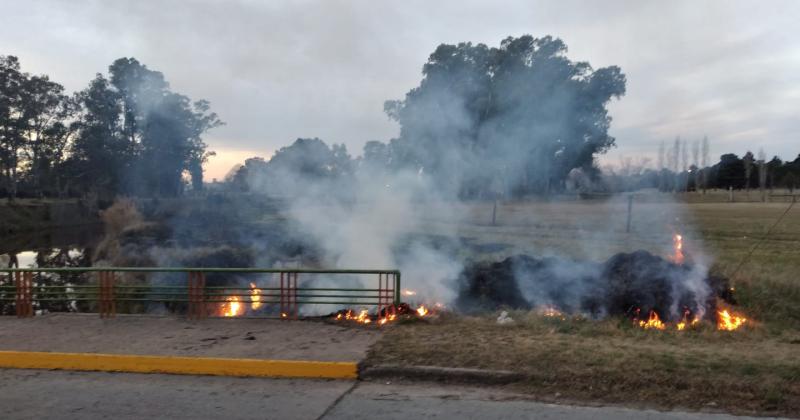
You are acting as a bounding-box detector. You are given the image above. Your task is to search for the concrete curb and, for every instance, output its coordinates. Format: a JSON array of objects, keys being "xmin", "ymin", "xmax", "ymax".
[
  {"xmin": 359, "ymin": 364, "xmax": 526, "ymax": 384},
  {"xmin": 0, "ymin": 351, "xmax": 357, "ymax": 379}
]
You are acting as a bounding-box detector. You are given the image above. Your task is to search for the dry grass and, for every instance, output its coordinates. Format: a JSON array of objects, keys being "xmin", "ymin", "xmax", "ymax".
[
  {"xmin": 422, "ymin": 196, "xmax": 800, "ymax": 326},
  {"xmin": 367, "ymin": 313, "xmax": 800, "ymax": 416},
  {"xmin": 368, "ymin": 195, "xmax": 800, "ymax": 415}
]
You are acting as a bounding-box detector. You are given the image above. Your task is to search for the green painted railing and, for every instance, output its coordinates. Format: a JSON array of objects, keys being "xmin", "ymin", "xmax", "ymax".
[{"xmin": 0, "ymin": 267, "xmax": 401, "ymax": 319}]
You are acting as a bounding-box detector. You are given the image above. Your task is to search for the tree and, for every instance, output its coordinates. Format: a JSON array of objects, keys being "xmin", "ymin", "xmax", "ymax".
[
  {"xmin": 138, "ymin": 93, "xmax": 221, "ymax": 196},
  {"xmin": 385, "ymin": 35, "xmax": 626, "ymax": 197},
  {"xmin": 0, "ymin": 56, "xmax": 26, "ymax": 199},
  {"xmin": 715, "ymin": 153, "xmax": 745, "ymax": 189},
  {"xmin": 231, "ymin": 138, "xmax": 355, "ymax": 198},
  {"xmin": 66, "ymin": 74, "xmax": 128, "ymax": 198},
  {"xmin": 69, "ymin": 58, "xmax": 223, "ymax": 197},
  {"xmin": 742, "ymin": 151, "xmax": 754, "ymax": 192},
  {"xmin": 18, "ymin": 74, "xmax": 77, "ymax": 196}
]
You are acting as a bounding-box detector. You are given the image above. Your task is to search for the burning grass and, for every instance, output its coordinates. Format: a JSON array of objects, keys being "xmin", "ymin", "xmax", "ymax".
[
  {"xmin": 365, "ymin": 311, "xmax": 800, "ymax": 416},
  {"xmin": 443, "ymin": 199, "xmax": 800, "ymax": 329},
  {"xmin": 361, "ymin": 199, "xmax": 797, "ymax": 414},
  {"xmin": 329, "ymin": 302, "xmax": 437, "ymax": 326}
]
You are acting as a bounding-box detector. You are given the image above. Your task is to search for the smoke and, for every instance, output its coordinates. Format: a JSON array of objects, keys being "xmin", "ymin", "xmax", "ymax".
[
  {"xmin": 228, "ymin": 35, "xmax": 717, "ymax": 319},
  {"xmin": 242, "ymin": 151, "xmax": 467, "ymax": 310},
  {"xmin": 458, "ymin": 251, "xmax": 725, "ymax": 322},
  {"xmin": 92, "ymin": 34, "xmax": 717, "ymax": 321}
]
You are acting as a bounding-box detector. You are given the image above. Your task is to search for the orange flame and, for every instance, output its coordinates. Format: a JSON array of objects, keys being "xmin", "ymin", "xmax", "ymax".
[
  {"xmin": 675, "ymin": 310, "xmax": 699, "ymax": 330},
  {"xmin": 416, "ymin": 305, "xmax": 429, "ymax": 316},
  {"xmin": 352, "ymin": 309, "xmax": 370, "ymax": 324},
  {"xmin": 378, "ymin": 313, "xmax": 398, "ymax": 325},
  {"xmin": 222, "ymin": 296, "xmax": 244, "ymax": 317},
  {"xmin": 540, "ymin": 306, "xmax": 563, "ymax": 317},
  {"xmin": 717, "ymin": 309, "xmax": 747, "ymax": 331},
  {"xmin": 672, "ymin": 234, "xmax": 684, "ymax": 264},
  {"xmin": 638, "ymin": 310, "xmax": 666, "ymax": 330},
  {"xmin": 401, "ymin": 289, "xmax": 417, "ymax": 296},
  {"xmin": 250, "ymin": 282, "xmax": 262, "ymax": 310}
]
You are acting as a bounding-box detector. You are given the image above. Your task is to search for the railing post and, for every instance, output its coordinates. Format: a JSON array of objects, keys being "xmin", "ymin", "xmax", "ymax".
[
  {"xmin": 14, "ymin": 271, "xmax": 33, "ymax": 318},
  {"xmin": 377, "ymin": 273, "xmax": 383, "ymax": 319},
  {"xmin": 291, "ymin": 272, "xmax": 298, "ymax": 320},
  {"xmin": 99, "ymin": 271, "xmax": 116, "ymax": 318},
  {"xmin": 280, "ymin": 272, "xmax": 299, "ymax": 320},
  {"xmin": 280, "ymin": 272, "xmax": 285, "ymax": 318},
  {"xmin": 187, "ymin": 271, "xmax": 206, "ymax": 320},
  {"xmin": 394, "ymin": 272, "xmax": 401, "ymax": 306}
]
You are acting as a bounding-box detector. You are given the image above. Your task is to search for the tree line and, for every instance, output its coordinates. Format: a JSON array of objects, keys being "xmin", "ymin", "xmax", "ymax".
[
  {"xmin": 0, "ymin": 55, "xmax": 221, "ymax": 200},
  {"xmin": 6, "ymin": 34, "xmax": 795, "ymax": 203},
  {"xmin": 232, "ymin": 35, "xmax": 628, "ymax": 199},
  {"xmin": 604, "ymin": 136, "xmax": 800, "ymax": 194}
]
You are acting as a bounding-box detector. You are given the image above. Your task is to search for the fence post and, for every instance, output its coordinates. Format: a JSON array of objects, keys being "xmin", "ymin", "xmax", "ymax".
[
  {"xmin": 187, "ymin": 271, "xmax": 206, "ymax": 320},
  {"xmin": 280, "ymin": 272, "xmax": 298, "ymax": 320},
  {"xmin": 99, "ymin": 271, "xmax": 116, "ymax": 318},
  {"xmin": 377, "ymin": 273, "xmax": 384, "ymax": 320},
  {"xmin": 626, "ymin": 194, "xmax": 634, "ymax": 233},
  {"xmin": 394, "ymin": 272, "xmax": 401, "ymax": 306},
  {"xmin": 14, "ymin": 271, "xmax": 33, "ymax": 318}
]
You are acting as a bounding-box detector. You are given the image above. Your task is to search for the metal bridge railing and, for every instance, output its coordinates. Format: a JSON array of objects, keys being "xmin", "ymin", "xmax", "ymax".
[{"xmin": 0, "ymin": 268, "xmax": 401, "ymax": 320}]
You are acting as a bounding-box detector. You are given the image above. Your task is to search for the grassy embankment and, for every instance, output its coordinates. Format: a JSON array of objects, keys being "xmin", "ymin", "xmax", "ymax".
[{"xmin": 366, "ymin": 193, "xmax": 800, "ymax": 415}]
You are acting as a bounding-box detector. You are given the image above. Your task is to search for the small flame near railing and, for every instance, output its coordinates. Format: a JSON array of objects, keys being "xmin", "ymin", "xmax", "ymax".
[
  {"xmin": 250, "ymin": 283, "xmax": 262, "ymax": 310},
  {"xmin": 333, "ymin": 304, "xmax": 433, "ymax": 326},
  {"xmin": 331, "ymin": 288, "xmax": 438, "ymax": 326},
  {"xmin": 221, "ymin": 296, "xmax": 244, "ymax": 317},
  {"xmin": 219, "ymin": 283, "xmax": 263, "ymax": 317}
]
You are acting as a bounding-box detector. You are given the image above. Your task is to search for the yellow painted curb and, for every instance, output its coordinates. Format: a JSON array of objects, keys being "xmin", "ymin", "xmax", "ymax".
[{"xmin": 0, "ymin": 351, "xmax": 357, "ymax": 379}]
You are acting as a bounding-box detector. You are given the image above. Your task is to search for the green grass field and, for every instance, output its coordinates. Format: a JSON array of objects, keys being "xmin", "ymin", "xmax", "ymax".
[{"xmin": 367, "ymin": 194, "xmax": 800, "ymax": 415}]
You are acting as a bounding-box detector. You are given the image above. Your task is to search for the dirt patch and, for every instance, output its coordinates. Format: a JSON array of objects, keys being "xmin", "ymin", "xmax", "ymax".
[{"xmin": 0, "ymin": 313, "xmax": 380, "ymax": 362}]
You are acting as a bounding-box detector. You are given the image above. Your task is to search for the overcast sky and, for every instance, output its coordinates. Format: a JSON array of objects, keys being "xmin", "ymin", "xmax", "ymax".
[{"xmin": 2, "ymin": 0, "xmax": 798, "ymax": 179}]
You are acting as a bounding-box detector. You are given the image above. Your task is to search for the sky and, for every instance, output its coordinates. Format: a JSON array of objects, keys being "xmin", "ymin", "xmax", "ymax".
[{"xmin": 1, "ymin": 0, "xmax": 798, "ymax": 180}]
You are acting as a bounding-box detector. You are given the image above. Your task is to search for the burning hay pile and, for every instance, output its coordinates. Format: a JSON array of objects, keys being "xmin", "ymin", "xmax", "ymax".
[{"xmin": 456, "ymin": 249, "xmax": 744, "ymax": 330}]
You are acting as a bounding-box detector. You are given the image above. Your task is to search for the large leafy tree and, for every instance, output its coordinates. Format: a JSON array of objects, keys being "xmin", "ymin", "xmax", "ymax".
[
  {"xmin": 0, "ymin": 56, "xmax": 76, "ymax": 198},
  {"xmin": 236, "ymin": 138, "xmax": 354, "ymax": 198},
  {"xmin": 0, "ymin": 55, "xmax": 25, "ymax": 198},
  {"xmin": 66, "ymin": 74, "xmax": 128, "ymax": 197},
  {"xmin": 69, "ymin": 58, "xmax": 222, "ymax": 197},
  {"xmin": 19, "ymin": 74, "xmax": 77, "ymax": 196},
  {"xmin": 385, "ymin": 35, "xmax": 626, "ymax": 197}
]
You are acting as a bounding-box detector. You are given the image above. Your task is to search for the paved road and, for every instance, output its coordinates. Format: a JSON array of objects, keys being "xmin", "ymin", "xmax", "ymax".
[
  {"xmin": 0, "ymin": 314, "xmax": 380, "ymax": 361},
  {"xmin": 0, "ymin": 369, "xmax": 778, "ymax": 420}
]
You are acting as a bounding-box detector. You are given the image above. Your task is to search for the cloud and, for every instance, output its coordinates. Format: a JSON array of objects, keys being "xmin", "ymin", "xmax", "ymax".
[{"xmin": 1, "ymin": 0, "xmax": 798, "ymax": 168}]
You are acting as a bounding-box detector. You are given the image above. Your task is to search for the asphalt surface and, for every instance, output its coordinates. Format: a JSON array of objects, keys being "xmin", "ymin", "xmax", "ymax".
[
  {"xmin": 0, "ymin": 314, "xmax": 379, "ymax": 361},
  {"xmin": 0, "ymin": 369, "xmax": 779, "ymax": 420}
]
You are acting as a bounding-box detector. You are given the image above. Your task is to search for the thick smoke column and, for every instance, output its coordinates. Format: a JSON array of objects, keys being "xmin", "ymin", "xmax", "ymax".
[
  {"xmin": 242, "ymin": 141, "xmax": 466, "ymax": 308},
  {"xmin": 235, "ymin": 34, "xmax": 716, "ymax": 318}
]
